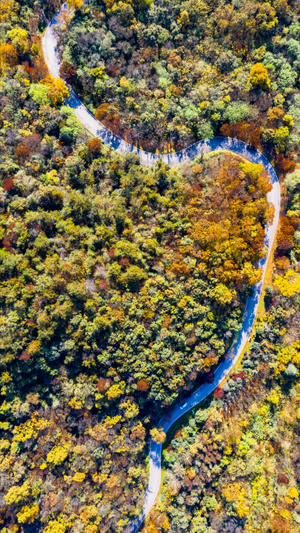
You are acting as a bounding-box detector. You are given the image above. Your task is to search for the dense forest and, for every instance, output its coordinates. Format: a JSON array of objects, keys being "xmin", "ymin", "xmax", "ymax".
[
  {"xmin": 0, "ymin": 0, "xmax": 299, "ymax": 531},
  {"xmin": 57, "ymin": 0, "xmax": 300, "ymax": 153},
  {"xmin": 144, "ymin": 171, "xmax": 300, "ymax": 533}
]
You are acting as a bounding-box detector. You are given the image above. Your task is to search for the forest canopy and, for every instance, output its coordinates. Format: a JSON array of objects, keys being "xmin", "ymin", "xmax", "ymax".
[
  {"xmin": 0, "ymin": 0, "xmax": 299, "ymax": 531},
  {"xmin": 0, "ymin": 40, "xmax": 272, "ymax": 524},
  {"xmin": 57, "ymin": 0, "xmax": 300, "ymax": 152}
]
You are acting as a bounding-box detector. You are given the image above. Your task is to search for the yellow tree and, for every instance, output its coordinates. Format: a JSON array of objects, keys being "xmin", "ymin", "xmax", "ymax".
[
  {"xmin": 7, "ymin": 28, "xmax": 28, "ymax": 54},
  {"xmin": 0, "ymin": 43, "xmax": 17, "ymax": 69},
  {"xmin": 39, "ymin": 76, "xmax": 69, "ymax": 106},
  {"xmin": 68, "ymin": 0, "xmax": 83, "ymax": 10},
  {"xmin": 150, "ymin": 428, "xmax": 166, "ymax": 443},
  {"xmin": 0, "ymin": 0, "xmax": 19, "ymax": 22},
  {"xmin": 249, "ymin": 63, "xmax": 271, "ymax": 90},
  {"xmin": 177, "ymin": 10, "xmax": 190, "ymax": 30}
]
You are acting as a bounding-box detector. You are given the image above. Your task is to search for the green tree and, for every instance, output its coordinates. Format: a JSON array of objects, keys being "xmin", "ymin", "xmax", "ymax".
[{"xmin": 223, "ymin": 102, "xmax": 250, "ymax": 124}]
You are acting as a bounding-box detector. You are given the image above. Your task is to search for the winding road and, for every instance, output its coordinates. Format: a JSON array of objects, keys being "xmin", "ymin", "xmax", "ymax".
[{"xmin": 42, "ymin": 5, "xmax": 281, "ymax": 531}]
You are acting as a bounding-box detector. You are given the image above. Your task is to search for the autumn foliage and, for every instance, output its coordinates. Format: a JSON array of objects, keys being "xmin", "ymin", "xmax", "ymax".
[
  {"xmin": 39, "ymin": 75, "xmax": 70, "ymax": 105},
  {"xmin": 249, "ymin": 62, "xmax": 271, "ymax": 90},
  {"xmin": 1, "ymin": 0, "xmax": 300, "ymax": 530}
]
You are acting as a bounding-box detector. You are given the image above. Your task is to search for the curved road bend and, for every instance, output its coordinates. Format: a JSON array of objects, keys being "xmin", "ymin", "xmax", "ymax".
[
  {"xmin": 126, "ymin": 162, "xmax": 279, "ymax": 533},
  {"xmin": 42, "ymin": 6, "xmax": 281, "ymax": 532}
]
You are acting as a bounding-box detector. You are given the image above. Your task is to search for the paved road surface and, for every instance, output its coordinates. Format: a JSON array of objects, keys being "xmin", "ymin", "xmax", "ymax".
[
  {"xmin": 125, "ymin": 161, "xmax": 279, "ymax": 533},
  {"xmin": 42, "ymin": 6, "xmax": 280, "ymax": 531}
]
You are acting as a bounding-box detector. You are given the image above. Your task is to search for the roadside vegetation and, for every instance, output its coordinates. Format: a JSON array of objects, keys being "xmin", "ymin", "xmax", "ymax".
[
  {"xmin": 143, "ymin": 167, "xmax": 300, "ymax": 533},
  {"xmin": 58, "ymin": 0, "xmax": 300, "ymax": 155},
  {"xmin": 0, "ymin": 0, "xmax": 299, "ymax": 531}
]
